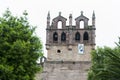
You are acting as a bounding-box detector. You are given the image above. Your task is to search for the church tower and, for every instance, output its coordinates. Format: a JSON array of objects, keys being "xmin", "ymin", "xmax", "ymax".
[
  {"xmin": 39, "ymin": 11, "xmax": 96, "ymax": 80},
  {"xmin": 46, "ymin": 11, "xmax": 95, "ymax": 62}
]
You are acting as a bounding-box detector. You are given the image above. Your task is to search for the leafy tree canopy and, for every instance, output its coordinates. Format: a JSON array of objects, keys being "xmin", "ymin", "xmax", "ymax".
[
  {"xmin": 0, "ymin": 9, "xmax": 43, "ymax": 80},
  {"xmin": 88, "ymin": 38, "xmax": 120, "ymax": 80}
]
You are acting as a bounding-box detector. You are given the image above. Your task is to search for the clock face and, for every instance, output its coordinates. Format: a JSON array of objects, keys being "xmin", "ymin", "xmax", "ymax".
[{"xmin": 78, "ymin": 44, "xmax": 84, "ymax": 54}]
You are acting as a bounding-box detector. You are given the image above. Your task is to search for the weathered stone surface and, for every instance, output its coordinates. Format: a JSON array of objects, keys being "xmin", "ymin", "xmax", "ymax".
[
  {"xmin": 35, "ymin": 12, "xmax": 96, "ymax": 80},
  {"xmin": 36, "ymin": 61, "xmax": 91, "ymax": 80},
  {"xmin": 47, "ymin": 45, "xmax": 92, "ymax": 61}
]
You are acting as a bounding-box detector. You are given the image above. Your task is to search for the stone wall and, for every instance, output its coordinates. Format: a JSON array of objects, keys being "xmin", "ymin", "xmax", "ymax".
[
  {"xmin": 35, "ymin": 61, "xmax": 91, "ymax": 80},
  {"xmin": 47, "ymin": 45, "xmax": 93, "ymax": 61}
]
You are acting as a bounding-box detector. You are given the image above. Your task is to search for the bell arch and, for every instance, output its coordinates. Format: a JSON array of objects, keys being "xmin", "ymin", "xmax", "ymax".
[
  {"xmin": 57, "ymin": 21, "xmax": 62, "ymax": 29},
  {"xmin": 75, "ymin": 11, "xmax": 89, "ymax": 29},
  {"xmin": 79, "ymin": 20, "xmax": 84, "ymax": 29},
  {"xmin": 52, "ymin": 13, "xmax": 67, "ymax": 29}
]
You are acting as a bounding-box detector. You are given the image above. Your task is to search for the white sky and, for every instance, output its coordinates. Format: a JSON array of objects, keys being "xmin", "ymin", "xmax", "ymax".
[{"xmin": 0, "ymin": 0, "xmax": 120, "ymax": 55}]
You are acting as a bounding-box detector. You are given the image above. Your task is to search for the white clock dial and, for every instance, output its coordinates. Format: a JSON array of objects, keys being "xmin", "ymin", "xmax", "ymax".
[{"xmin": 78, "ymin": 44, "xmax": 84, "ymax": 54}]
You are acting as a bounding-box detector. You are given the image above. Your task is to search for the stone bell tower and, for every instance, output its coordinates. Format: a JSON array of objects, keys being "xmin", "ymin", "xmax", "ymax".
[
  {"xmin": 46, "ymin": 11, "xmax": 95, "ymax": 62},
  {"xmin": 40, "ymin": 11, "xmax": 96, "ymax": 80}
]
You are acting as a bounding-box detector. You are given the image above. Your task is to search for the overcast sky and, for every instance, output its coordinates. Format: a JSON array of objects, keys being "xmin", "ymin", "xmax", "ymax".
[{"xmin": 0, "ymin": 0, "xmax": 120, "ymax": 54}]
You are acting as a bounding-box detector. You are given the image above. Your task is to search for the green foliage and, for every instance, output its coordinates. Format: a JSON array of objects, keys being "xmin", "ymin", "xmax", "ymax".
[
  {"xmin": 0, "ymin": 9, "xmax": 43, "ymax": 80},
  {"xmin": 88, "ymin": 39, "xmax": 120, "ymax": 80}
]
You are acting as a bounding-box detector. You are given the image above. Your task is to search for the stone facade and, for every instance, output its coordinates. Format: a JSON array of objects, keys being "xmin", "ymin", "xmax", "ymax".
[
  {"xmin": 36, "ymin": 11, "xmax": 96, "ymax": 80},
  {"xmin": 47, "ymin": 45, "xmax": 92, "ymax": 61},
  {"xmin": 46, "ymin": 11, "xmax": 96, "ymax": 62},
  {"xmin": 36, "ymin": 61, "xmax": 91, "ymax": 80}
]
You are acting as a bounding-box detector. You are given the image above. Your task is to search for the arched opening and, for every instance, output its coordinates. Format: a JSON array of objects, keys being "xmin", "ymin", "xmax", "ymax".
[
  {"xmin": 75, "ymin": 32, "xmax": 80, "ymax": 41},
  {"xmin": 58, "ymin": 21, "xmax": 62, "ymax": 29},
  {"xmin": 53, "ymin": 32, "xmax": 58, "ymax": 42},
  {"xmin": 83, "ymin": 32, "xmax": 89, "ymax": 40},
  {"xmin": 80, "ymin": 20, "xmax": 84, "ymax": 29},
  {"xmin": 61, "ymin": 32, "xmax": 66, "ymax": 41},
  {"xmin": 40, "ymin": 56, "xmax": 46, "ymax": 63}
]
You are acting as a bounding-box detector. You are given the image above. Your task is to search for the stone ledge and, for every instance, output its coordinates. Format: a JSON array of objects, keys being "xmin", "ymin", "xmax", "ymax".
[{"xmin": 45, "ymin": 61, "xmax": 91, "ymax": 64}]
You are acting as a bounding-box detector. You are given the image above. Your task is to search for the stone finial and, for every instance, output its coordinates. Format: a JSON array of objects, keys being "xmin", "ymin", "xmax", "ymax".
[
  {"xmin": 69, "ymin": 14, "xmax": 72, "ymax": 27},
  {"xmin": 92, "ymin": 11, "xmax": 95, "ymax": 19},
  {"xmin": 81, "ymin": 11, "xmax": 83, "ymax": 16},
  {"xmin": 47, "ymin": 11, "xmax": 50, "ymax": 19},
  {"xmin": 92, "ymin": 11, "xmax": 95, "ymax": 26},
  {"xmin": 69, "ymin": 14, "xmax": 72, "ymax": 18},
  {"xmin": 47, "ymin": 11, "xmax": 50, "ymax": 28},
  {"xmin": 59, "ymin": 12, "xmax": 61, "ymax": 16}
]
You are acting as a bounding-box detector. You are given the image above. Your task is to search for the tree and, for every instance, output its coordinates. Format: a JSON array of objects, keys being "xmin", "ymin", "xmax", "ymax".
[
  {"xmin": 0, "ymin": 9, "xmax": 43, "ymax": 80},
  {"xmin": 88, "ymin": 39, "xmax": 120, "ymax": 80}
]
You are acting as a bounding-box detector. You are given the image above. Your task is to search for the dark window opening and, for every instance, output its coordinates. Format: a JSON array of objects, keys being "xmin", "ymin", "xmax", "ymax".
[
  {"xmin": 75, "ymin": 32, "xmax": 80, "ymax": 41},
  {"xmin": 83, "ymin": 32, "xmax": 89, "ymax": 40},
  {"xmin": 61, "ymin": 32, "xmax": 66, "ymax": 41},
  {"xmin": 53, "ymin": 32, "xmax": 58, "ymax": 41}
]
